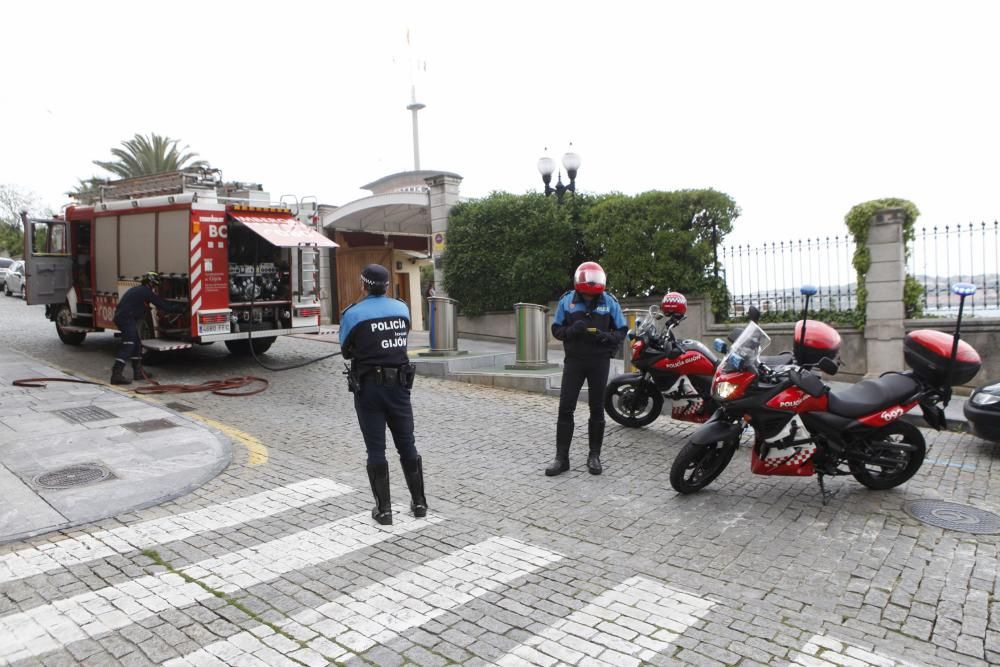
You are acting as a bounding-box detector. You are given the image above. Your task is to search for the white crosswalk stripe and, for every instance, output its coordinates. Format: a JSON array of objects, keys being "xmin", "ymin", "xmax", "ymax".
[
  {"xmin": 791, "ymin": 634, "xmax": 920, "ymax": 666},
  {"xmin": 0, "ymin": 511, "xmax": 440, "ymax": 663},
  {"xmin": 497, "ymin": 575, "xmax": 714, "ymax": 667},
  {"xmin": 165, "ymin": 536, "xmax": 564, "ymax": 666},
  {"xmin": 0, "ymin": 478, "xmax": 353, "ymax": 585}
]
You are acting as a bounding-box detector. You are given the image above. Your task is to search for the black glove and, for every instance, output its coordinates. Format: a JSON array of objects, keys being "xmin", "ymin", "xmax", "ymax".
[
  {"xmin": 568, "ymin": 320, "xmax": 588, "ymax": 339},
  {"xmin": 599, "ymin": 332, "xmax": 619, "ymax": 346}
]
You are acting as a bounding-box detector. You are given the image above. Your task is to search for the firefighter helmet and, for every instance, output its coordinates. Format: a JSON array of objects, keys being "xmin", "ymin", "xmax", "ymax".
[
  {"xmin": 574, "ymin": 261, "xmax": 606, "ymax": 296},
  {"xmin": 660, "ymin": 291, "xmax": 687, "ymax": 317},
  {"xmin": 140, "ymin": 272, "xmax": 161, "ymax": 288}
]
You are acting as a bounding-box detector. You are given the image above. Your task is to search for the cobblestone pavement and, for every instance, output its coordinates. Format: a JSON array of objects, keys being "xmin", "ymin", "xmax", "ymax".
[{"xmin": 1, "ymin": 295, "xmax": 1000, "ymax": 666}]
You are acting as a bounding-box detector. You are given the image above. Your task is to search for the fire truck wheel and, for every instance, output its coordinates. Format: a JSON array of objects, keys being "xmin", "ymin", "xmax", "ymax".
[
  {"xmin": 225, "ymin": 337, "xmax": 276, "ymax": 357},
  {"xmin": 54, "ymin": 305, "xmax": 86, "ymax": 346}
]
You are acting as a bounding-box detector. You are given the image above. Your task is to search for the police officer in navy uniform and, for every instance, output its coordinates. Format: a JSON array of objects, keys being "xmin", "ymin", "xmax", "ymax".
[
  {"xmin": 548, "ymin": 261, "xmax": 628, "ymax": 476},
  {"xmin": 339, "ymin": 264, "xmax": 426, "ymax": 525},
  {"xmin": 110, "ymin": 272, "xmax": 184, "ymax": 385}
]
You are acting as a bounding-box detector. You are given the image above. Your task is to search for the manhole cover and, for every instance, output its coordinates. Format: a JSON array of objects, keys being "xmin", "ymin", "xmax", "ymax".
[
  {"xmin": 123, "ymin": 418, "xmax": 178, "ymax": 433},
  {"xmin": 904, "ymin": 500, "xmax": 1000, "ymax": 534},
  {"xmin": 33, "ymin": 463, "xmax": 114, "ymax": 490},
  {"xmin": 54, "ymin": 406, "xmax": 117, "ymax": 424},
  {"xmin": 164, "ymin": 402, "xmax": 196, "ymax": 413}
]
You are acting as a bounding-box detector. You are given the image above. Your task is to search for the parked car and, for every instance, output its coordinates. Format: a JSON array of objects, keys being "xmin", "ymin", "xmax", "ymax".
[
  {"xmin": 0, "ymin": 257, "xmax": 13, "ymax": 289},
  {"xmin": 964, "ymin": 379, "xmax": 1000, "ymax": 442},
  {"xmin": 4, "ymin": 260, "xmax": 25, "ymax": 298}
]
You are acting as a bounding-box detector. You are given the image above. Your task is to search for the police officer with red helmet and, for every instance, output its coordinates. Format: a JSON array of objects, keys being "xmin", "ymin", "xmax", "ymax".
[{"xmin": 547, "ymin": 261, "xmax": 628, "ymax": 476}]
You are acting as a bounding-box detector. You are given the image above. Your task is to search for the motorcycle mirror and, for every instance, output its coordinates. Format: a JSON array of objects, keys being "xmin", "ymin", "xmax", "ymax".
[
  {"xmin": 747, "ymin": 305, "xmax": 761, "ymax": 323},
  {"xmin": 800, "ymin": 284, "xmax": 818, "ymax": 296},
  {"xmin": 951, "ymin": 282, "xmax": 976, "ymax": 297},
  {"xmin": 817, "ymin": 357, "xmax": 839, "ymax": 376},
  {"xmin": 713, "ymin": 338, "xmax": 728, "ymax": 353},
  {"xmin": 648, "ymin": 304, "xmax": 660, "ymax": 317}
]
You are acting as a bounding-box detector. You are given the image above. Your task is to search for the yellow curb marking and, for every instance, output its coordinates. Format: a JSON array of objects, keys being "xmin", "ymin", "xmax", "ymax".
[{"xmin": 185, "ymin": 414, "xmax": 269, "ymax": 466}]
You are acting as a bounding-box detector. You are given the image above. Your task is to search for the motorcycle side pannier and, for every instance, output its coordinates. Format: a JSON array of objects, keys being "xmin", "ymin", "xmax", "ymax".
[
  {"xmin": 904, "ymin": 329, "xmax": 981, "ymax": 385},
  {"xmin": 793, "ymin": 320, "xmax": 841, "ymax": 366}
]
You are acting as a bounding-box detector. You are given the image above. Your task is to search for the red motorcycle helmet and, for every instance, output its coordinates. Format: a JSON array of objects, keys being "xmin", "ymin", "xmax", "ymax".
[
  {"xmin": 574, "ymin": 261, "xmax": 606, "ymax": 296},
  {"xmin": 660, "ymin": 291, "xmax": 687, "ymax": 317}
]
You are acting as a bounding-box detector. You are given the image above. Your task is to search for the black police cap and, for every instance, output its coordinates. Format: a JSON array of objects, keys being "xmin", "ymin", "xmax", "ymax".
[{"xmin": 361, "ymin": 264, "xmax": 390, "ymax": 289}]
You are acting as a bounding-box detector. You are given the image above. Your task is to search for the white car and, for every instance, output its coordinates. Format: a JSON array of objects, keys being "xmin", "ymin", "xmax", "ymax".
[
  {"xmin": 3, "ymin": 260, "xmax": 25, "ymax": 298},
  {"xmin": 0, "ymin": 257, "xmax": 12, "ymax": 288}
]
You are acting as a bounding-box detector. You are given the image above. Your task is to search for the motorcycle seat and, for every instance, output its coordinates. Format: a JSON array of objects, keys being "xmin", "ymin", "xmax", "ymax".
[
  {"xmin": 826, "ymin": 373, "xmax": 920, "ymax": 418},
  {"xmin": 761, "ymin": 352, "xmax": 793, "ymax": 367}
]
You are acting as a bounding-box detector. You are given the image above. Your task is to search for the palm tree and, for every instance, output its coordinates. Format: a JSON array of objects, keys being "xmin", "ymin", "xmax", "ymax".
[{"xmin": 93, "ymin": 133, "xmax": 208, "ymax": 179}]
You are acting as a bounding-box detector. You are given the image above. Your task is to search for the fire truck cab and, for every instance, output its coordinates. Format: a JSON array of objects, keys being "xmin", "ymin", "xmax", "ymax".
[{"xmin": 22, "ymin": 171, "xmax": 336, "ymax": 357}]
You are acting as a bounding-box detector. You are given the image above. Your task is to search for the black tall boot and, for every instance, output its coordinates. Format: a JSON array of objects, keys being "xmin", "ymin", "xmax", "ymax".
[
  {"xmin": 587, "ymin": 420, "xmax": 605, "ymax": 475},
  {"xmin": 132, "ymin": 360, "xmax": 152, "ymax": 381},
  {"xmin": 366, "ymin": 462, "xmax": 393, "ymax": 525},
  {"xmin": 110, "ymin": 361, "xmax": 131, "ymax": 385},
  {"xmin": 400, "ymin": 456, "xmax": 428, "ymax": 518},
  {"xmin": 545, "ymin": 422, "xmax": 573, "ymax": 476}
]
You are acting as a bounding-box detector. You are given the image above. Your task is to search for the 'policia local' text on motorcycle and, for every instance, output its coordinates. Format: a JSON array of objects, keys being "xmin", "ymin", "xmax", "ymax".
[
  {"xmin": 669, "ymin": 283, "xmax": 982, "ymax": 501},
  {"xmin": 604, "ymin": 293, "xmax": 720, "ymax": 428}
]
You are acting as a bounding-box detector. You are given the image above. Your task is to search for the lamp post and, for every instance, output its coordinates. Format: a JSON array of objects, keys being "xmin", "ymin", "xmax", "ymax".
[{"xmin": 537, "ymin": 146, "xmax": 581, "ymax": 203}]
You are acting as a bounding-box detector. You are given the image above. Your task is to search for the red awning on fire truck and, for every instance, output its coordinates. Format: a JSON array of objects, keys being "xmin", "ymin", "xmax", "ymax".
[{"xmin": 230, "ymin": 213, "xmax": 338, "ymax": 248}]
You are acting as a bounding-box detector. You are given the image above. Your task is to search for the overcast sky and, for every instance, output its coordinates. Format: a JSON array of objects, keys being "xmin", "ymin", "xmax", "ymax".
[{"xmin": 2, "ymin": 1, "xmax": 998, "ymax": 245}]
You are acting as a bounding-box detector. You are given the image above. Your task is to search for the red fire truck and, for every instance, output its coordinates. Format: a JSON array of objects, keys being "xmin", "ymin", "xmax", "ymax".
[{"xmin": 21, "ymin": 171, "xmax": 336, "ymax": 358}]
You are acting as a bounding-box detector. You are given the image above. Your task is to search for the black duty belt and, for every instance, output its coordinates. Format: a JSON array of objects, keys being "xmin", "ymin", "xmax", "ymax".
[{"xmin": 356, "ymin": 364, "xmax": 416, "ymax": 388}]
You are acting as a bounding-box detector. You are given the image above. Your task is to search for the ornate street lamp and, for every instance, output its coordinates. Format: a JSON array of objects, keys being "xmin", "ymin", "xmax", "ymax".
[{"xmin": 537, "ymin": 146, "xmax": 581, "ymax": 203}]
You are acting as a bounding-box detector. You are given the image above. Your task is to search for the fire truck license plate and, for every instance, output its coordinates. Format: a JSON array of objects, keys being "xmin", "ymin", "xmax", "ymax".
[{"xmin": 198, "ymin": 322, "xmax": 230, "ymax": 336}]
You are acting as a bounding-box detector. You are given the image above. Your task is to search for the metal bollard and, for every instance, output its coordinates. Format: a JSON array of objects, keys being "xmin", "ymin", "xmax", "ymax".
[
  {"xmin": 510, "ymin": 303, "xmax": 557, "ymax": 369},
  {"xmin": 427, "ymin": 296, "xmax": 459, "ymax": 352}
]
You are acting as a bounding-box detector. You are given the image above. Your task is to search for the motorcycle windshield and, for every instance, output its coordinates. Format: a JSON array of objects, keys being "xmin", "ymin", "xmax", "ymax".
[{"xmin": 720, "ymin": 321, "xmax": 771, "ymax": 373}]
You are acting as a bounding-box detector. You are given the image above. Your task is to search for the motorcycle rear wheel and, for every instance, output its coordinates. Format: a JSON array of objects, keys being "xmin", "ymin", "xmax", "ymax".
[
  {"xmin": 849, "ymin": 421, "xmax": 926, "ymax": 490},
  {"xmin": 604, "ymin": 379, "xmax": 663, "ymax": 427},
  {"xmin": 670, "ymin": 438, "xmax": 738, "ymax": 493}
]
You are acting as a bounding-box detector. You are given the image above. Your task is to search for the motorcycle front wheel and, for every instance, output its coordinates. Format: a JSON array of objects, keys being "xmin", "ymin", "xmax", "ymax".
[
  {"xmin": 604, "ymin": 379, "xmax": 664, "ymax": 427},
  {"xmin": 670, "ymin": 438, "xmax": 738, "ymax": 493},
  {"xmin": 849, "ymin": 421, "xmax": 926, "ymax": 490}
]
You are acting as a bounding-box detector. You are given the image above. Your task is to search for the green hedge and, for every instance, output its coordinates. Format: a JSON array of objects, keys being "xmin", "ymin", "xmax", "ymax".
[{"xmin": 442, "ymin": 189, "xmax": 738, "ymax": 317}]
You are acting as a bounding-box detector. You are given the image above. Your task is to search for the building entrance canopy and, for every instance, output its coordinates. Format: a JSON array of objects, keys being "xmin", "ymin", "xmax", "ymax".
[{"xmin": 322, "ymin": 192, "xmax": 431, "ymax": 236}]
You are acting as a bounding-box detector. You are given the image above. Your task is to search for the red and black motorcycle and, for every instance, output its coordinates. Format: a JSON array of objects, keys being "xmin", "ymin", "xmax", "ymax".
[
  {"xmin": 604, "ymin": 293, "xmax": 719, "ymax": 427},
  {"xmin": 669, "ymin": 283, "xmax": 981, "ymax": 500},
  {"xmin": 605, "ymin": 292, "xmax": 791, "ymax": 428}
]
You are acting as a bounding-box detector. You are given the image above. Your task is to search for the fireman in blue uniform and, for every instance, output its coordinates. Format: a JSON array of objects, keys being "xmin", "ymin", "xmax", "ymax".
[
  {"xmin": 548, "ymin": 261, "xmax": 628, "ymax": 476},
  {"xmin": 339, "ymin": 264, "xmax": 426, "ymax": 526},
  {"xmin": 110, "ymin": 272, "xmax": 184, "ymax": 385}
]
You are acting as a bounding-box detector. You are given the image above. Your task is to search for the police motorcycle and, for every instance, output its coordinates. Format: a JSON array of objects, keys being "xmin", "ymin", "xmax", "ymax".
[
  {"xmin": 604, "ymin": 292, "xmax": 721, "ymax": 427},
  {"xmin": 605, "ymin": 292, "xmax": 793, "ymax": 428},
  {"xmin": 669, "ymin": 284, "xmax": 982, "ymax": 502}
]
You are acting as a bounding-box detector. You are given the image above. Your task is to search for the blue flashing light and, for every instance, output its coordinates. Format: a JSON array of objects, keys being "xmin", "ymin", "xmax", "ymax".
[
  {"xmin": 800, "ymin": 284, "xmax": 818, "ymax": 296},
  {"xmin": 713, "ymin": 338, "xmax": 728, "ymax": 353},
  {"xmin": 951, "ymin": 282, "xmax": 977, "ymax": 296}
]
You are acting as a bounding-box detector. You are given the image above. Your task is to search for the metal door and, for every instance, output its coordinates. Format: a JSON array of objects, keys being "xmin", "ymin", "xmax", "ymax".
[{"xmin": 22, "ymin": 215, "xmax": 73, "ymax": 305}]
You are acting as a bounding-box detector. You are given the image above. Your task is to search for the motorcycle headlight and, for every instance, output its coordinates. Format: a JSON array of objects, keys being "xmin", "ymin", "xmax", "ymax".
[{"xmin": 714, "ymin": 381, "xmax": 738, "ymax": 400}]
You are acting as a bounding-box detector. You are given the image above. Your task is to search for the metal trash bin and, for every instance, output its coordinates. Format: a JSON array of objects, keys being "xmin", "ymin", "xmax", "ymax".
[
  {"xmin": 512, "ymin": 303, "xmax": 554, "ymax": 368},
  {"xmin": 622, "ymin": 308, "xmax": 647, "ymax": 373},
  {"xmin": 427, "ymin": 295, "xmax": 459, "ymax": 352}
]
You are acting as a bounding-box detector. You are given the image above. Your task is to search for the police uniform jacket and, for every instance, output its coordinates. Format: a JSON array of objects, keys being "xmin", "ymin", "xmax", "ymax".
[
  {"xmin": 551, "ymin": 291, "xmax": 628, "ymax": 360},
  {"xmin": 114, "ymin": 285, "xmax": 181, "ymax": 324},
  {"xmin": 338, "ymin": 295, "xmax": 411, "ymax": 368}
]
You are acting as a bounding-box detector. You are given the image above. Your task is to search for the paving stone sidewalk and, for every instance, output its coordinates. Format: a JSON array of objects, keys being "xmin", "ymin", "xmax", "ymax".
[{"xmin": 0, "ymin": 349, "xmax": 231, "ymax": 544}]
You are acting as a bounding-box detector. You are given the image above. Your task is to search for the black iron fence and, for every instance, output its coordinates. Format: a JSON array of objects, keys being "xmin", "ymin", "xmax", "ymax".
[
  {"xmin": 718, "ymin": 235, "xmax": 857, "ymax": 319},
  {"xmin": 718, "ymin": 222, "xmax": 1000, "ymax": 321},
  {"xmin": 910, "ymin": 222, "xmax": 1000, "ymax": 316}
]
